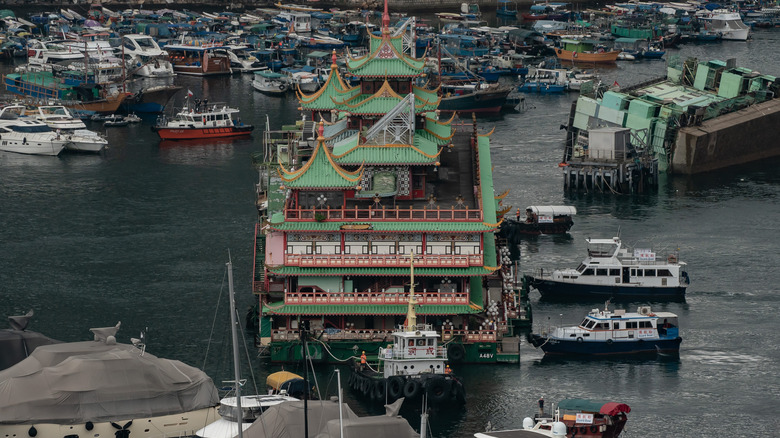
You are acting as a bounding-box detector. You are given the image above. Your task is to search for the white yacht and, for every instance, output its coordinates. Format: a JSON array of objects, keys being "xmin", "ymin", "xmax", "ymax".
[
  {"xmin": 0, "ymin": 105, "xmax": 68, "ymax": 156},
  {"xmin": 121, "ymin": 34, "xmax": 175, "ymax": 77},
  {"xmin": 226, "ymin": 44, "xmax": 264, "ymax": 72},
  {"xmin": 697, "ymin": 10, "xmax": 751, "ymax": 41},
  {"xmin": 27, "ymin": 105, "xmax": 107, "ymax": 153},
  {"xmin": 25, "ymin": 39, "xmax": 83, "ymax": 69}
]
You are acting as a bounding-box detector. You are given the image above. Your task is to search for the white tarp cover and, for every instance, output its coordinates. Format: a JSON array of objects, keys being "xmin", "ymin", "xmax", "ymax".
[
  {"xmin": 245, "ymin": 398, "xmax": 418, "ymax": 438},
  {"xmin": 0, "ymin": 340, "xmax": 219, "ymax": 424},
  {"xmin": 527, "ymin": 206, "xmax": 578, "ymax": 217}
]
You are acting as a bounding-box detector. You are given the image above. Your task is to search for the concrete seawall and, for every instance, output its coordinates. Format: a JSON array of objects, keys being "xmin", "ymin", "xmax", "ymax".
[{"xmin": 672, "ymin": 99, "xmax": 780, "ymax": 174}]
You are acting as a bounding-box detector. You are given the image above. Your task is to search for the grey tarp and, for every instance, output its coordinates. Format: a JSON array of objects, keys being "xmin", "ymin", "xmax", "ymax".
[
  {"xmin": 244, "ymin": 398, "xmax": 418, "ymax": 438},
  {"xmin": 0, "ymin": 311, "xmax": 60, "ymax": 371},
  {"xmin": 0, "ymin": 338, "xmax": 219, "ymax": 424}
]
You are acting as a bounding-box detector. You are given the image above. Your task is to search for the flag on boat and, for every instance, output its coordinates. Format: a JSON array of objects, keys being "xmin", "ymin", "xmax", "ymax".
[
  {"xmin": 613, "ymin": 80, "xmax": 619, "ymax": 87},
  {"xmin": 187, "ymin": 89, "xmax": 193, "ymax": 97}
]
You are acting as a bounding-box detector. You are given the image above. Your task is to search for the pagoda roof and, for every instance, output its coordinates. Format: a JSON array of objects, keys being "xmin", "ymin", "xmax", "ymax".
[
  {"xmin": 263, "ymin": 302, "xmax": 483, "ymax": 316},
  {"xmin": 267, "ymin": 220, "xmax": 499, "ymax": 233},
  {"xmin": 346, "ymin": 31, "xmax": 426, "ymax": 78},
  {"xmin": 266, "ymin": 266, "xmax": 499, "ymax": 277},
  {"xmin": 278, "ymin": 123, "xmax": 364, "ymax": 189},
  {"xmin": 330, "ymin": 132, "xmax": 443, "ymax": 166},
  {"xmin": 332, "ymin": 81, "xmax": 439, "ymax": 115},
  {"xmin": 298, "ymin": 65, "xmax": 361, "ymax": 111}
]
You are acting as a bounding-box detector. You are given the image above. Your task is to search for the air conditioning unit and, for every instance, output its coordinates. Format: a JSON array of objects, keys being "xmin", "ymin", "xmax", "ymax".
[
  {"xmin": 279, "ymin": 145, "xmax": 289, "ymax": 155},
  {"xmin": 638, "ymin": 306, "xmax": 651, "ymax": 315}
]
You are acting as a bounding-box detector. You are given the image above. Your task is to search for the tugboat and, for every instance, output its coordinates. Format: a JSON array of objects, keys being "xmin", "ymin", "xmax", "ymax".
[
  {"xmin": 525, "ymin": 236, "xmax": 689, "ymax": 300},
  {"xmin": 349, "ymin": 254, "xmax": 466, "ymax": 405},
  {"xmin": 152, "ymin": 96, "xmax": 253, "ymax": 140},
  {"xmin": 530, "ymin": 302, "xmax": 682, "ymax": 356}
]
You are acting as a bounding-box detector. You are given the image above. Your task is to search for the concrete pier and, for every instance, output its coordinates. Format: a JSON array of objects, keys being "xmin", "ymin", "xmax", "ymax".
[{"xmin": 672, "ymin": 99, "xmax": 780, "ymax": 175}]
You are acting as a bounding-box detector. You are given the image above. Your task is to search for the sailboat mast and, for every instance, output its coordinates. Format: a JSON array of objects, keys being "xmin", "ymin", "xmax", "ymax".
[{"xmin": 227, "ymin": 260, "xmax": 244, "ymax": 438}]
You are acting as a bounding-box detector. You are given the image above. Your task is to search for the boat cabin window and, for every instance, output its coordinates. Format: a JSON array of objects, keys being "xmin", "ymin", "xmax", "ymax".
[
  {"xmin": 580, "ymin": 318, "xmax": 589, "ymax": 327},
  {"xmin": 626, "ymin": 321, "xmax": 638, "ymax": 329},
  {"xmin": 613, "ymin": 322, "xmax": 620, "ymax": 329},
  {"xmin": 657, "ymin": 269, "xmax": 672, "ymax": 277},
  {"xmin": 584, "ymin": 320, "xmax": 596, "ymax": 329},
  {"xmin": 576, "ymin": 263, "xmax": 586, "ymax": 273},
  {"xmin": 639, "ymin": 321, "xmax": 652, "ymax": 328},
  {"xmin": 581, "ymin": 268, "xmax": 594, "ymax": 276},
  {"xmin": 596, "ymin": 268, "xmax": 608, "ymax": 276},
  {"xmin": 644, "ymin": 269, "xmax": 656, "ymax": 276},
  {"xmin": 427, "ymin": 339, "xmax": 434, "ymax": 346},
  {"xmin": 635, "ymin": 270, "xmax": 643, "ymax": 277},
  {"xmin": 609, "ymin": 269, "xmax": 620, "ymax": 276}
]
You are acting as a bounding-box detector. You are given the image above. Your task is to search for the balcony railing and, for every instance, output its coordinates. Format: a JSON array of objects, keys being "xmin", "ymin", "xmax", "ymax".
[
  {"xmin": 285, "ymin": 205, "xmax": 483, "ymax": 222},
  {"xmin": 284, "ymin": 254, "xmax": 483, "ymax": 268},
  {"xmin": 284, "ymin": 290, "xmax": 470, "ymax": 305},
  {"xmin": 270, "ymin": 327, "xmax": 501, "ymax": 344},
  {"xmin": 441, "ymin": 328, "xmax": 500, "ymax": 343}
]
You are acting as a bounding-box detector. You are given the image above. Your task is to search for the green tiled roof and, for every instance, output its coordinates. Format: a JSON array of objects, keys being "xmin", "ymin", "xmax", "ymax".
[
  {"xmin": 263, "ymin": 302, "xmax": 483, "ymax": 316},
  {"xmin": 347, "ymin": 34, "xmax": 425, "ymax": 78},
  {"xmin": 299, "ymin": 68, "xmax": 361, "ymax": 111},
  {"xmin": 268, "ymin": 220, "xmax": 497, "ymax": 232},
  {"xmin": 423, "ymin": 116, "xmax": 455, "ymax": 141},
  {"xmin": 266, "ymin": 266, "xmax": 497, "ymax": 277},
  {"xmin": 477, "ymin": 134, "xmax": 499, "ymax": 268},
  {"xmin": 331, "ymin": 134, "xmax": 442, "ymax": 165},
  {"xmin": 279, "ymin": 136, "xmax": 363, "ymax": 189},
  {"xmin": 335, "ymin": 92, "xmax": 439, "ymax": 116}
]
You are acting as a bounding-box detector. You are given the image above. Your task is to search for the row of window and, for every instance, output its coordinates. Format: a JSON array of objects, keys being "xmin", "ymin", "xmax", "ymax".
[
  {"xmin": 288, "ymin": 244, "xmax": 480, "ymax": 255},
  {"xmin": 580, "ymin": 319, "xmax": 654, "ymax": 330},
  {"xmin": 579, "ymin": 267, "xmax": 674, "ymax": 277}
]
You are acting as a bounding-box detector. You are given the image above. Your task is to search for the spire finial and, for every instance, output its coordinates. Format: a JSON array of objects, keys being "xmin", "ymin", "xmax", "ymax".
[
  {"xmin": 318, "ymin": 121, "xmax": 325, "ymax": 140},
  {"xmin": 382, "ymin": 0, "xmax": 390, "ymax": 33},
  {"xmin": 331, "ymin": 49, "xmax": 338, "ymax": 67}
]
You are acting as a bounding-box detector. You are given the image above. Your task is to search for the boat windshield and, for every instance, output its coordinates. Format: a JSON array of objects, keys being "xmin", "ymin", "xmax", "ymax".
[
  {"xmin": 576, "ymin": 263, "xmax": 587, "ymax": 273},
  {"xmin": 587, "ymin": 243, "xmax": 618, "ymax": 257},
  {"xmin": 12, "ymin": 125, "xmax": 51, "ymax": 133}
]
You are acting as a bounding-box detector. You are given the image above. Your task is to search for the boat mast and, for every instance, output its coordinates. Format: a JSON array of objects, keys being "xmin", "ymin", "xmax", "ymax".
[
  {"xmin": 406, "ymin": 251, "xmax": 418, "ymax": 332},
  {"xmin": 227, "ymin": 260, "xmax": 244, "ymax": 438}
]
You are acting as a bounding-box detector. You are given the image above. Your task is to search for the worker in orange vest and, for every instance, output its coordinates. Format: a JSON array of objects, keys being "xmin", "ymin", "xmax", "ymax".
[
  {"xmin": 445, "ymin": 365, "xmax": 452, "ymax": 374},
  {"xmin": 360, "ymin": 351, "xmax": 367, "ymax": 370}
]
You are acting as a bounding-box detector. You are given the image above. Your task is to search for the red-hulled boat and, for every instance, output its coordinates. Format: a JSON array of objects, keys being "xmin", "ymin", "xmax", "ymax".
[{"xmin": 152, "ymin": 98, "xmax": 253, "ymax": 140}]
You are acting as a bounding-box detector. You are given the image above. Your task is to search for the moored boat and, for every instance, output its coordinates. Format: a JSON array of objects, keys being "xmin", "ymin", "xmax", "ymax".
[
  {"xmin": 554, "ymin": 39, "xmax": 620, "ymax": 64},
  {"xmin": 0, "ymin": 105, "xmax": 68, "ymax": 156},
  {"xmin": 252, "ymin": 70, "xmax": 290, "ymax": 95},
  {"xmin": 525, "ymin": 236, "xmax": 689, "ymax": 300},
  {"xmin": 0, "ymin": 322, "xmax": 220, "ymax": 438},
  {"xmin": 530, "ymin": 303, "xmax": 682, "ymax": 356},
  {"xmin": 501, "ymin": 206, "xmax": 576, "ymax": 237},
  {"xmin": 165, "ymin": 43, "xmax": 232, "ymax": 76},
  {"xmin": 152, "ymin": 98, "xmax": 253, "ymax": 140}
]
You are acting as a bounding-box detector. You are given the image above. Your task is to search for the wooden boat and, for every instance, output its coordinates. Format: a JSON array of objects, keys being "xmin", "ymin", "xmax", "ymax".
[
  {"xmin": 164, "ymin": 44, "xmax": 232, "ymax": 76},
  {"xmin": 555, "ymin": 39, "xmax": 620, "ymax": 63},
  {"xmin": 501, "ymin": 206, "xmax": 576, "ymax": 236},
  {"xmin": 152, "ymin": 98, "xmax": 253, "ymax": 140}
]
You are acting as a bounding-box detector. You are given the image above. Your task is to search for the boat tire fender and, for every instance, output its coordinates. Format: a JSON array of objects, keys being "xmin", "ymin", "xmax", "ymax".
[
  {"xmin": 28, "ymin": 426, "xmax": 37, "ymax": 437},
  {"xmin": 591, "ymin": 426, "xmax": 599, "ymax": 433},
  {"xmin": 447, "ymin": 343, "xmax": 466, "ymax": 362},
  {"xmin": 425, "ymin": 377, "xmax": 452, "ymax": 403},
  {"xmin": 372, "ymin": 380, "xmax": 386, "ymax": 401},
  {"xmin": 388, "ymin": 376, "xmax": 405, "ymax": 400},
  {"xmin": 451, "ymin": 381, "xmax": 466, "ymax": 403},
  {"xmin": 403, "ymin": 379, "xmax": 422, "ymax": 398},
  {"xmin": 606, "ymin": 339, "xmax": 613, "ymax": 345},
  {"xmin": 279, "ymin": 84, "xmax": 285, "ymax": 90},
  {"xmin": 576, "ymin": 337, "xmax": 583, "ymax": 343},
  {"xmin": 360, "ymin": 376, "xmax": 370, "ymax": 395},
  {"xmin": 580, "ymin": 426, "xmax": 588, "ymax": 434}
]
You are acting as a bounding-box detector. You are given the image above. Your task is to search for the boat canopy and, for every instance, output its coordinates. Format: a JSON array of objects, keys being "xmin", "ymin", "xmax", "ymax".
[
  {"xmin": 527, "ymin": 206, "xmax": 577, "ymax": 216},
  {"xmin": 557, "ymin": 399, "xmax": 631, "ymax": 416},
  {"xmin": 266, "ymin": 370, "xmax": 303, "ymax": 390}
]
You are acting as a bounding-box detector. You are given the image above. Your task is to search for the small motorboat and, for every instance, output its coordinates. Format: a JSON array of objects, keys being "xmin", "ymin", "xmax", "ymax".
[
  {"xmin": 530, "ymin": 302, "xmax": 682, "ymax": 356},
  {"xmin": 525, "ymin": 236, "xmax": 689, "ymax": 300},
  {"xmin": 124, "ymin": 113, "xmax": 142, "ymax": 123},
  {"xmin": 103, "ymin": 115, "xmax": 128, "ymax": 127},
  {"xmin": 252, "ymin": 69, "xmax": 290, "ymax": 95}
]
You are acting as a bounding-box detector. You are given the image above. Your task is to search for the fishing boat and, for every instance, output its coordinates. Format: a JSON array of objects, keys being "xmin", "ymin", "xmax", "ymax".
[
  {"xmin": 496, "ymin": 0, "xmax": 518, "ymax": 18},
  {"xmin": 530, "ymin": 302, "xmax": 682, "ymax": 356},
  {"xmin": 165, "ymin": 43, "xmax": 232, "ymax": 76},
  {"xmin": 123, "ymin": 84, "xmax": 183, "ymax": 114},
  {"xmin": 554, "ymin": 39, "xmax": 620, "ymax": 64},
  {"xmin": 517, "ymin": 68, "xmax": 568, "ymax": 94},
  {"xmin": 152, "ymin": 97, "xmax": 253, "ymax": 140},
  {"xmin": 0, "ymin": 322, "xmax": 220, "ymax": 437},
  {"xmin": 252, "ymin": 69, "xmax": 290, "ymax": 95},
  {"xmin": 253, "ymin": 2, "xmax": 530, "ymax": 365},
  {"xmin": 439, "ymin": 82, "xmax": 513, "ymax": 114},
  {"xmin": 3, "ymin": 70, "xmax": 129, "ymax": 114},
  {"xmin": 525, "ymin": 236, "xmax": 689, "ymax": 300},
  {"xmin": 500, "ymin": 206, "xmax": 576, "ymax": 236},
  {"xmin": 348, "ymin": 257, "xmax": 466, "ymax": 406},
  {"xmin": 0, "ymin": 105, "xmax": 68, "ymax": 156}
]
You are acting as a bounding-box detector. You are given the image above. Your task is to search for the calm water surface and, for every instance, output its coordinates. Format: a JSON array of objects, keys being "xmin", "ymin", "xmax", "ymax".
[{"xmin": 1, "ymin": 27, "xmax": 779, "ymax": 437}]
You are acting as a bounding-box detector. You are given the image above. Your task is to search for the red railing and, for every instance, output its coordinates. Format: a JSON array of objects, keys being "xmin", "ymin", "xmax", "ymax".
[
  {"xmin": 284, "ymin": 290, "xmax": 470, "ymax": 305},
  {"xmin": 270, "ymin": 328, "xmax": 501, "ymax": 344},
  {"xmin": 284, "ymin": 254, "xmax": 483, "ymax": 268},
  {"xmin": 285, "ymin": 205, "xmax": 483, "ymax": 222}
]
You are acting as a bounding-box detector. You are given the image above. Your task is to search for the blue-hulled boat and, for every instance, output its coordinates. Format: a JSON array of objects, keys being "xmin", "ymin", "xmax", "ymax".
[
  {"xmin": 496, "ymin": 0, "xmax": 518, "ymax": 17},
  {"xmin": 530, "ymin": 303, "xmax": 682, "ymax": 356}
]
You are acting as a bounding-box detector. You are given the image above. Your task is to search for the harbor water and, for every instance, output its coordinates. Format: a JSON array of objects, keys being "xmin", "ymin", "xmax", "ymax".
[{"xmin": 2, "ymin": 28, "xmax": 780, "ymax": 437}]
